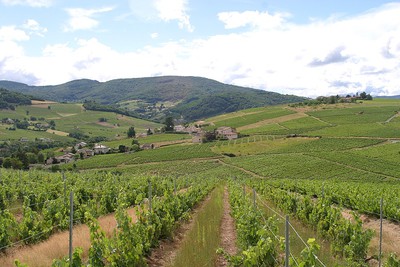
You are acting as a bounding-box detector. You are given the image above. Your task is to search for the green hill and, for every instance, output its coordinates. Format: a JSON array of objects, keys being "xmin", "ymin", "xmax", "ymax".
[
  {"xmin": 0, "ymin": 102, "xmax": 162, "ymax": 142},
  {"xmin": 0, "ymin": 88, "xmax": 33, "ymax": 110},
  {"xmin": 0, "ymin": 76, "xmax": 305, "ymax": 122}
]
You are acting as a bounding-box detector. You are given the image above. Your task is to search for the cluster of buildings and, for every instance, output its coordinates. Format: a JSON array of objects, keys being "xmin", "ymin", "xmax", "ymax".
[
  {"xmin": 46, "ymin": 142, "xmax": 111, "ymax": 165},
  {"xmin": 45, "ymin": 141, "xmax": 155, "ymax": 165},
  {"xmin": 174, "ymin": 125, "xmax": 238, "ymax": 143}
]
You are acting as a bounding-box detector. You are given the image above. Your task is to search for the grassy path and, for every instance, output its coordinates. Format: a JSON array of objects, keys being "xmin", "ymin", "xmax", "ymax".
[{"xmin": 170, "ymin": 186, "xmax": 225, "ymax": 267}]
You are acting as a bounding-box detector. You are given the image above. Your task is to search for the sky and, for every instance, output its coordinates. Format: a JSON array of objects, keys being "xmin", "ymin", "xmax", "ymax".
[{"xmin": 0, "ymin": 0, "xmax": 399, "ymax": 97}]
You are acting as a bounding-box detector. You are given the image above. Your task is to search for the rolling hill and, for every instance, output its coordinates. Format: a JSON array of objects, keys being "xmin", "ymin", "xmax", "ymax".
[{"xmin": 0, "ymin": 76, "xmax": 306, "ymax": 122}]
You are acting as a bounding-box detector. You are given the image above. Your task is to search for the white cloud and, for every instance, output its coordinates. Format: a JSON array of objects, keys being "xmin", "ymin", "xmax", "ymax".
[
  {"xmin": 64, "ymin": 7, "xmax": 114, "ymax": 32},
  {"xmin": 22, "ymin": 19, "xmax": 47, "ymax": 37},
  {"xmin": 1, "ymin": 0, "xmax": 52, "ymax": 7},
  {"xmin": 129, "ymin": 0, "xmax": 193, "ymax": 32},
  {"xmin": 0, "ymin": 26, "xmax": 29, "ymax": 42},
  {"xmin": 151, "ymin": 32, "xmax": 159, "ymax": 39},
  {"xmin": 218, "ymin": 10, "xmax": 290, "ymax": 30},
  {"xmin": 153, "ymin": 0, "xmax": 193, "ymax": 32},
  {"xmin": 1, "ymin": 3, "xmax": 400, "ymax": 97}
]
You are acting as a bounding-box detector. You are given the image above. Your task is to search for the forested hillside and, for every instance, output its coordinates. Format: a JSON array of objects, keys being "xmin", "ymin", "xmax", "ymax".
[
  {"xmin": 0, "ymin": 88, "xmax": 32, "ymax": 110},
  {"xmin": 0, "ymin": 76, "xmax": 305, "ymax": 121}
]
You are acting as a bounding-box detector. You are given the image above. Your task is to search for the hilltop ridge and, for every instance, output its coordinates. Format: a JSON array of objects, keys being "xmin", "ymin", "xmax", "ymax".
[{"xmin": 0, "ymin": 76, "xmax": 305, "ymax": 122}]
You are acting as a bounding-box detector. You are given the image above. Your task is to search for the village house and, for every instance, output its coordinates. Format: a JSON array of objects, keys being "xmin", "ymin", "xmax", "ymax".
[
  {"xmin": 77, "ymin": 148, "xmax": 95, "ymax": 158},
  {"xmin": 19, "ymin": 137, "xmax": 29, "ymax": 142},
  {"xmin": 185, "ymin": 125, "xmax": 201, "ymax": 134},
  {"xmin": 192, "ymin": 133, "xmax": 204, "ymax": 143},
  {"xmin": 3, "ymin": 118, "xmax": 15, "ymax": 124},
  {"xmin": 74, "ymin": 142, "xmax": 87, "ymax": 150},
  {"xmin": 46, "ymin": 153, "xmax": 75, "ymax": 165},
  {"xmin": 173, "ymin": 125, "xmax": 186, "ymax": 132},
  {"xmin": 216, "ymin": 126, "xmax": 238, "ymax": 140},
  {"xmin": 93, "ymin": 144, "xmax": 110, "ymax": 154},
  {"xmin": 34, "ymin": 123, "xmax": 50, "ymax": 130}
]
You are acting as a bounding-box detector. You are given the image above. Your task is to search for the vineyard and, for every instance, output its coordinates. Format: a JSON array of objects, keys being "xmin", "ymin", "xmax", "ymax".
[{"xmin": 1, "ymin": 99, "xmax": 400, "ymax": 266}]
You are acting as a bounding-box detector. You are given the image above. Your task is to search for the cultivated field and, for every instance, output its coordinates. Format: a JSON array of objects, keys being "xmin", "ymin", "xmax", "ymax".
[{"xmin": 1, "ymin": 99, "xmax": 400, "ymax": 266}]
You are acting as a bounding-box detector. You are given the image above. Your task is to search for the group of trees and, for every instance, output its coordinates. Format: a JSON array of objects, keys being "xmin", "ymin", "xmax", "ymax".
[
  {"xmin": 0, "ymin": 88, "xmax": 32, "ymax": 110},
  {"xmin": 0, "ymin": 140, "xmax": 68, "ymax": 169},
  {"xmin": 290, "ymin": 92, "xmax": 373, "ymax": 107},
  {"xmin": 1, "ymin": 117, "xmax": 55, "ymax": 131}
]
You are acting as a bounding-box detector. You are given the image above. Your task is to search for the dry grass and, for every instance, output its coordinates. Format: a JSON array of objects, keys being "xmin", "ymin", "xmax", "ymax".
[
  {"xmin": 0, "ymin": 207, "xmax": 138, "ymax": 267},
  {"xmin": 56, "ymin": 113, "xmax": 77, "ymax": 118},
  {"xmin": 31, "ymin": 100, "xmax": 58, "ymax": 107},
  {"xmin": 341, "ymin": 209, "xmax": 400, "ymax": 259},
  {"xmin": 45, "ymin": 129, "xmax": 70, "ymax": 137}
]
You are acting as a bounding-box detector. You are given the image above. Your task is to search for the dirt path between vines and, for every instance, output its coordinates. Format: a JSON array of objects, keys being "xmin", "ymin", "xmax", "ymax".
[
  {"xmin": 341, "ymin": 209, "xmax": 400, "ymax": 264},
  {"xmin": 0, "ymin": 208, "xmax": 139, "ymax": 267},
  {"xmin": 216, "ymin": 187, "xmax": 238, "ymax": 267},
  {"xmin": 147, "ymin": 193, "xmax": 213, "ymax": 266}
]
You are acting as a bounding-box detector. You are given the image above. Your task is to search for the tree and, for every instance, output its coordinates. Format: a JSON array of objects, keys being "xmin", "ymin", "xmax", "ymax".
[
  {"xmin": 164, "ymin": 117, "xmax": 174, "ymax": 132},
  {"xmin": 26, "ymin": 153, "xmax": 38, "ymax": 164},
  {"xmin": 118, "ymin": 145, "xmax": 127, "ymax": 153},
  {"xmin": 37, "ymin": 152, "xmax": 45, "ymax": 163},
  {"xmin": 49, "ymin": 120, "xmax": 56, "ymax": 130},
  {"xmin": 131, "ymin": 139, "xmax": 139, "ymax": 145},
  {"xmin": 131, "ymin": 144, "xmax": 140, "ymax": 152},
  {"xmin": 127, "ymin": 126, "xmax": 136, "ymax": 138},
  {"xmin": 15, "ymin": 120, "xmax": 29, "ymax": 129},
  {"xmin": 147, "ymin": 128, "xmax": 153, "ymax": 135}
]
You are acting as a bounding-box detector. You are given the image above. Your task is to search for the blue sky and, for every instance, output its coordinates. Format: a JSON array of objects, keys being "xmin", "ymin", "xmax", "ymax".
[{"xmin": 0, "ymin": 0, "xmax": 399, "ymax": 97}]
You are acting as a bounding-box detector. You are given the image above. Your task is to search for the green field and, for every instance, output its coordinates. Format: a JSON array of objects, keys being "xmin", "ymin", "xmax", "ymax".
[
  {"xmin": 0, "ymin": 103, "xmax": 162, "ymax": 141},
  {"xmin": 205, "ymin": 106, "xmax": 295, "ymax": 128}
]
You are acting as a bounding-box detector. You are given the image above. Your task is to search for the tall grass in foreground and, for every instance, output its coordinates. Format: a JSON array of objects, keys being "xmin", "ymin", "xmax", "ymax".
[{"xmin": 171, "ymin": 185, "xmax": 224, "ymax": 267}]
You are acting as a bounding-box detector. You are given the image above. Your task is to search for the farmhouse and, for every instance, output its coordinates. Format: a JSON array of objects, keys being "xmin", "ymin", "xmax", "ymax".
[
  {"xmin": 77, "ymin": 148, "xmax": 95, "ymax": 158},
  {"xmin": 46, "ymin": 153, "xmax": 75, "ymax": 164},
  {"xmin": 216, "ymin": 126, "xmax": 238, "ymax": 140},
  {"xmin": 34, "ymin": 123, "xmax": 50, "ymax": 130},
  {"xmin": 75, "ymin": 142, "xmax": 87, "ymax": 149},
  {"xmin": 93, "ymin": 144, "xmax": 110, "ymax": 154},
  {"xmin": 185, "ymin": 125, "xmax": 201, "ymax": 134},
  {"xmin": 174, "ymin": 125, "xmax": 186, "ymax": 132},
  {"xmin": 3, "ymin": 118, "xmax": 15, "ymax": 124},
  {"xmin": 192, "ymin": 133, "xmax": 204, "ymax": 143}
]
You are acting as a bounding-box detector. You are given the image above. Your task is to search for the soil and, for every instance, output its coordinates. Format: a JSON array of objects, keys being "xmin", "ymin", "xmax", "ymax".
[
  {"xmin": 147, "ymin": 194, "xmax": 213, "ymax": 266},
  {"xmin": 341, "ymin": 209, "xmax": 400, "ymax": 265},
  {"xmin": 216, "ymin": 187, "xmax": 238, "ymax": 267}
]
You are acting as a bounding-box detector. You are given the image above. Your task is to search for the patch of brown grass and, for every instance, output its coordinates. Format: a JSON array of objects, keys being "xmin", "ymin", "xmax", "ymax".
[
  {"xmin": 0, "ymin": 207, "xmax": 138, "ymax": 267},
  {"xmin": 46, "ymin": 129, "xmax": 70, "ymax": 136}
]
